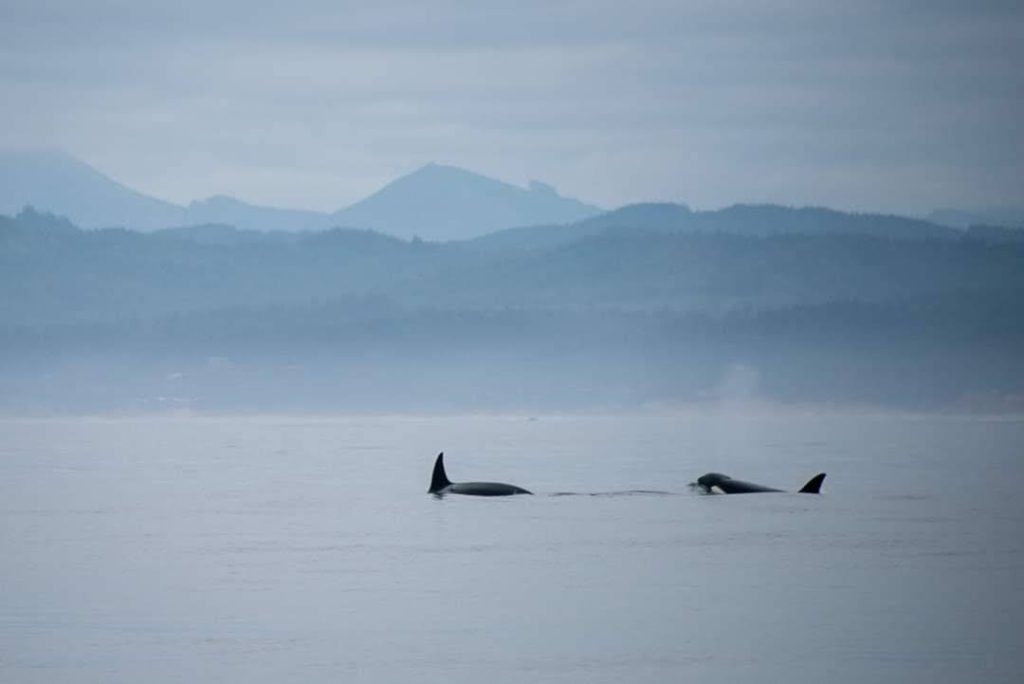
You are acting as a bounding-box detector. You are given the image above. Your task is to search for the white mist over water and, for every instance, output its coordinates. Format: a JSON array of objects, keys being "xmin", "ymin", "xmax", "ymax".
[{"xmin": 1, "ymin": 411, "xmax": 1022, "ymax": 683}]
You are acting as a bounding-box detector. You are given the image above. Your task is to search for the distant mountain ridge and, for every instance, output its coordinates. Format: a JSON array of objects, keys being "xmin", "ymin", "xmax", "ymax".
[
  {"xmin": 5, "ymin": 205, "xmax": 1023, "ymax": 411},
  {"xmin": 331, "ymin": 162, "xmax": 600, "ymax": 240},
  {"xmin": 927, "ymin": 207, "xmax": 1024, "ymax": 229},
  {"xmin": 0, "ymin": 149, "xmax": 184, "ymax": 231},
  {"xmin": 0, "ymin": 149, "xmax": 600, "ymax": 239},
  {"xmin": 184, "ymin": 195, "xmax": 336, "ymax": 232},
  {"xmin": 4, "ymin": 205, "xmax": 1018, "ymax": 329},
  {"xmin": 469, "ymin": 201, "xmax": 956, "ymax": 251},
  {"xmin": 4, "ymin": 148, "xmax": 1001, "ymax": 243}
]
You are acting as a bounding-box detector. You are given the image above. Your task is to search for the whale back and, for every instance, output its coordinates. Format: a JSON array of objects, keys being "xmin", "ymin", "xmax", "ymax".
[
  {"xmin": 697, "ymin": 471, "xmax": 824, "ymax": 494},
  {"xmin": 447, "ymin": 482, "xmax": 533, "ymax": 496}
]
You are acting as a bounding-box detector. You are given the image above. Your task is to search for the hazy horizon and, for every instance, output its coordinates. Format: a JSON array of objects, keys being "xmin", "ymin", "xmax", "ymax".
[
  {"xmin": 4, "ymin": 148, "xmax": 1023, "ymax": 227},
  {"xmin": 1, "ymin": 2, "xmax": 1021, "ymax": 214}
]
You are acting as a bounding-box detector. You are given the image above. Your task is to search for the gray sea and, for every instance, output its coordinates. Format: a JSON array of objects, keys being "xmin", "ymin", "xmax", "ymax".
[{"xmin": 2, "ymin": 410, "xmax": 1022, "ymax": 683}]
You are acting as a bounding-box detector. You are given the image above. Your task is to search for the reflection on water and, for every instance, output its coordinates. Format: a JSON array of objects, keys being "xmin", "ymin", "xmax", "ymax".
[{"xmin": 1, "ymin": 411, "xmax": 1022, "ymax": 683}]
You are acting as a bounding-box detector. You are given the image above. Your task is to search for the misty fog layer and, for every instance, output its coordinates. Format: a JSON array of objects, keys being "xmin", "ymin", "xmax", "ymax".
[{"xmin": 2, "ymin": 207, "xmax": 1022, "ymax": 413}]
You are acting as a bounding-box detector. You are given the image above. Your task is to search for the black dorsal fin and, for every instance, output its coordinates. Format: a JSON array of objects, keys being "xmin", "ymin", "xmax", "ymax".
[
  {"xmin": 429, "ymin": 452, "xmax": 452, "ymax": 493},
  {"xmin": 798, "ymin": 473, "xmax": 826, "ymax": 494}
]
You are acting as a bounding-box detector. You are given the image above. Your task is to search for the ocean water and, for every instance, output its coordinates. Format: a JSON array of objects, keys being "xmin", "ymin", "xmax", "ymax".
[{"xmin": 1, "ymin": 411, "xmax": 1022, "ymax": 683}]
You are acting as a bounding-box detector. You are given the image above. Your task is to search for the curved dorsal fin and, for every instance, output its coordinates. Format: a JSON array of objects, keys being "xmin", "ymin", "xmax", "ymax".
[
  {"xmin": 799, "ymin": 473, "xmax": 826, "ymax": 494},
  {"xmin": 429, "ymin": 452, "xmax": 452, "ymax": 493}
]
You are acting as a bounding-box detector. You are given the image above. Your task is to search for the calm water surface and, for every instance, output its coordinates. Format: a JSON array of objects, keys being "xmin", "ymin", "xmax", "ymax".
[{"xmin": 1, "ymin": 411, "xmax": 1022, "ymax": 683}]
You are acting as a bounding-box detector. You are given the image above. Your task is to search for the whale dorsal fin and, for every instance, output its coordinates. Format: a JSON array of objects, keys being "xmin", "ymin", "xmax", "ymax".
[
  {"xmin": 429, "ymin": 452, "xmax": 452, "ymax": 493},
  {"xmin": 799, "ymin": 473, "xmax": 826, "ymax": 494}
]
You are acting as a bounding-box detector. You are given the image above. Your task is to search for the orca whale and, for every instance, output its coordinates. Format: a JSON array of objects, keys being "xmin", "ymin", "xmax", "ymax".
[
  {"xmin": 694, "ymin": 472, "xmax": 826, "ymax": 495},
  {"xmin": 428, "ymin": 452, "xmax": 532, "ymax": 497}
]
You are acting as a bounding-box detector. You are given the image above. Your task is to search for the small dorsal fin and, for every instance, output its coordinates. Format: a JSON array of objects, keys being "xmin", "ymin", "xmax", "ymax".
[
  {"xmin": 798, "ymin": 473, "xmax": 826, "ymax": 494},
  {"xmin": 429, "ymin": 452, "xmax": 452, "ymax": 493}
]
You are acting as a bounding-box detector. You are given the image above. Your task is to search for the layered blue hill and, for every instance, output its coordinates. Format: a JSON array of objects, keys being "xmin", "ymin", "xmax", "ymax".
[
  {"xmin": 332, "ymin": 163, "xmax": 600, "ymax": 240},
  {"xmin": 0, "ymin": 150, "xmax": 600, "ymax": 238}
]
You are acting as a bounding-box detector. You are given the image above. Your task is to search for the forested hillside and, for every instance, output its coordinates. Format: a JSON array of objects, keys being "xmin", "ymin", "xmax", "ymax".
[{"xmin": 2, "ymin": 206, "xmax": 1022, "ymax": 412}]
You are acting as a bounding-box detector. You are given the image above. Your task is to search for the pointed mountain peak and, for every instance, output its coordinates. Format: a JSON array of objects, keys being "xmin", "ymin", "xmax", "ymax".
[
  {"xmin": 0, "ymin": 148, "xmax": 184, "ymax": 230},
  {"xmin": 400, "ymin": 162, "xmax": 518, "ymax": 188},
  {"xmin": 333, "ymin": 163, "xmax": 600, "ymax": 241}
]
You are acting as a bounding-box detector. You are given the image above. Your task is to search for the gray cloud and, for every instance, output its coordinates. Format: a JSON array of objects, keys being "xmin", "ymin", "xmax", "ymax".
[{"xmin": 1, "ymin": 1, "xmax": 1021, "ymax": 213}]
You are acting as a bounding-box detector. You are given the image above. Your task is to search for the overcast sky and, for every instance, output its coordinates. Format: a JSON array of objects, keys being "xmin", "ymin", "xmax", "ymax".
[{"xmin": 1, "ymin": 1, "xmax": 1021, "ymax": 214}]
